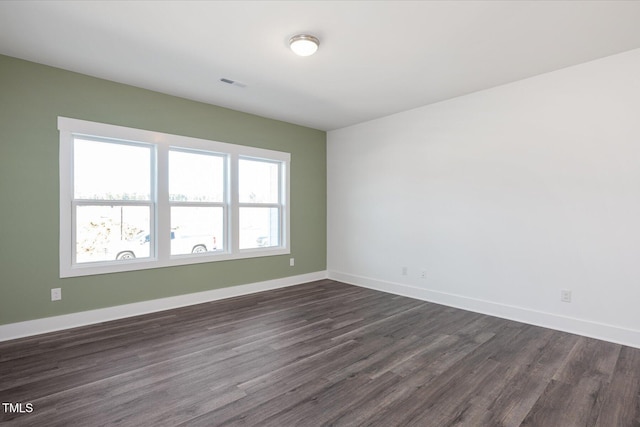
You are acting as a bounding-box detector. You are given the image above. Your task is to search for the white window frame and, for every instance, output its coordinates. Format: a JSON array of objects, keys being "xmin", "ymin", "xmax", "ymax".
[
  {"xmin": 59, "ymin": 117, "xmax": 290, "ymax": 278},
  {"xmin": 238, "ymin": 157, "xmax": 286, "ymax": 252},
  {"xmin": 168, "ymin": 147, "xmax": 228, "ymax": 258},
  {"xmin": 72, "ymin": 137, "xmax": 156, "ymax": 264}
]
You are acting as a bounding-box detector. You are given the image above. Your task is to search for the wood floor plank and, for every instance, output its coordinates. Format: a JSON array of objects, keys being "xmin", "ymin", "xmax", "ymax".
[
  {"xmin": 520, "ymin": 337, "xmax": 622, "ymax": 427},
  {"xmin": 594, "ymin": 345, "xmax": 640, "ymax": 426},
  {"xmin": 479, "ymin": 330, "xmax": 580, "ymax": 426},
  {"xmin": 1, "ymin": 279, "xmax": 639, "ymax": 426},
  {"xmin": 361, "ymin": 322, "xmax": 526, "ymax": 426}
]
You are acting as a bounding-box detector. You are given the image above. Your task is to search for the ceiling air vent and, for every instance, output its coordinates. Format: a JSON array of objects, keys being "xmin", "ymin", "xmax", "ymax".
[{"xmin": 220, "ymin": 78, "xmax": 246, "ymax": 88}]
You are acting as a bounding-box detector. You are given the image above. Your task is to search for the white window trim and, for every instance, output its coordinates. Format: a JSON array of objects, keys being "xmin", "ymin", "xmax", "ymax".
[{"xmin": 59, "ymin": 117, "xmax": 291, "ymax": 278}]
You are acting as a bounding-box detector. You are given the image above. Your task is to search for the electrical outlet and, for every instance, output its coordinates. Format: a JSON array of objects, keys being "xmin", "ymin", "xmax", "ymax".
[
  {"xmin": 51, "ymin": 288, "xmax": 62, "ymax": 301},
  {"xmin": 401, "ymin": 266, "xmax": 408, "ymax": 276},
  {"xmin": 420, "ymin": 270, "xmax": 427, "ymax": 279},
  {"xmin": 289, "ymin": 258, "xmax": 295, "ymax": 267},
  {"xmin": 560, "ymin": 289, "xmax": 572, "ymax": 303}
]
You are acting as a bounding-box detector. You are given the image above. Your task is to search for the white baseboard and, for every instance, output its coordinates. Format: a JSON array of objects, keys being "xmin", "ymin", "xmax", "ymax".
[
  {"xmin": 0, "ymin": 271, "xmax": 328, "ymax": 342},
  {"xmin": 328, "ymin": 270, "xmax": 640, "ymax": 349}
]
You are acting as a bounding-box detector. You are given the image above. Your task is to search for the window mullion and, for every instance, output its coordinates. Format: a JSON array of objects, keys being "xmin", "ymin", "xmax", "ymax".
[
  {"xmin": 73, "ymin": 200, "xmax": 153, "ymax": 207},
  {"xmin": 169, "ymin": 202, "xmax": 226, "ymax": 208},
  {"xmin": 230, "ymin": 153, "xmax": 239, "ymax": 254},
  {"xmin": 281, "ymin": 161, "xmax": 288, "ymax": 249},
  {"xmin": 156, "ymin": 144, "xmax": 169, "ymax": 261},
  {"xmin": 237, "ymin": 203, "xmax": 281, "ymax": 209}
]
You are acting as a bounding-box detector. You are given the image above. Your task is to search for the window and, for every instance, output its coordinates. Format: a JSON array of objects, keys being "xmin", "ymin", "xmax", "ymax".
[
  {"xmin": 169, "ymin": 150, "xmax": 225, "ymax": 256},
  {"xmin": 59, "ymin": 117, "xmax": 290, "ymax": 277},
  {"xmin": 239, "ymin": 158, "xmax": 282, "ymax": 249},
  {"xmin": 73, "ymin": 138, "xmax": 154, "ymax": 264}
]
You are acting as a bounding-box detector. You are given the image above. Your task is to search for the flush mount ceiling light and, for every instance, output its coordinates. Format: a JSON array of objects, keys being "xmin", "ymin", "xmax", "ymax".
[{"xmin": 289, "ymin": 34, "xmax": 319, "ymax": 57}]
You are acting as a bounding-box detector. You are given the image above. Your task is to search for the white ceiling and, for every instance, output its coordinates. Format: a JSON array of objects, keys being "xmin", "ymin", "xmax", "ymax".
[{"xmin": 1, "ymin": 1, "xmax": 640, "ymax": 131}]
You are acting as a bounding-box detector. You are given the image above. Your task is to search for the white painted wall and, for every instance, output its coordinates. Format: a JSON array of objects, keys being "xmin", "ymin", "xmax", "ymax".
[{"xmin": 327, "ymin": 48, "xmax": 640, "ymax": 347}]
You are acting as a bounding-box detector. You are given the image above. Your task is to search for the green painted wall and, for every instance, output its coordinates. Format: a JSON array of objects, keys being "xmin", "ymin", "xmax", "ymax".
[{"xmin": 0, "ymin": 54, "xmax": 327, "ymax": 325}]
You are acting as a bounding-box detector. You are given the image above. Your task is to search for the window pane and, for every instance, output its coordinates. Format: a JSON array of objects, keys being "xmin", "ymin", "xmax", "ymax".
[
  {"xmin": 239, "ymin": 207, "xmax": 280, "ymax": 249},
  {"xmin": 76, "ymin": 205, "xmax": 151, "ymax": 263},
  {"xmin": 74, "ymin": 138, "xmax": 151, "ymax": 200},
  {"xmin": 169, "ymin": 151, "xmax": 224, "ymax": 202},
  {"xmin": 239, "ymin": 159, "xmax": 280, "ymax": 203},
  {"xmin": 170, "ymin": 207, "xmax": 222, "ymax": 255}
]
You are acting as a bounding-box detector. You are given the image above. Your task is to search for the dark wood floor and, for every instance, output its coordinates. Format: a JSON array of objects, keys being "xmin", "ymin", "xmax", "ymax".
[{"xmin": 1, "ymin": 280, "xmax": 639, "ymax": 426}]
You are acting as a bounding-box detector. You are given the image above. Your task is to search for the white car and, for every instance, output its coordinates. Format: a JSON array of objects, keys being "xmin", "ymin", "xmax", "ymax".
[{"xmin": 114, "ymin": 231, "xmax": 217, "ymax": 260}]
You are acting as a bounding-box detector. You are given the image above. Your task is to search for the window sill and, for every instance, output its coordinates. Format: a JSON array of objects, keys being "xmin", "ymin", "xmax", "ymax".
[{"xmin": 60, "ymin": 247, "xmax": 291, "ymax": 278}]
